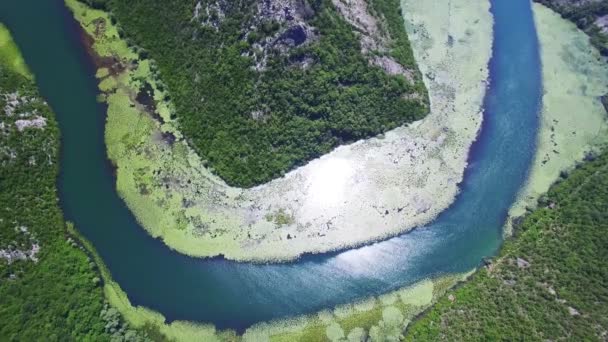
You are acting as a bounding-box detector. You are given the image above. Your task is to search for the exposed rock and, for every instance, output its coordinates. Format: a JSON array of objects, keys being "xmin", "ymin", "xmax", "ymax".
[
  {"xmin": 568, "ymin": 306, "xmax": 580, "ymax": 316},
  {"xmin": 242, "ymin": 0, "xmax": 319, "ymax": 70},
  {"xmin": 15, "ymin": 116, "xmax": 47, "ymax": 131},
  {"xmin": 0, "ymin": 226, "xmax": 40, "ymax": 264},
  {"xmin": 250, "ymin": 109, "xmax": 269, "ymax": 121},
  {"xmin": 192, "ymin": 0, "xmax": 226, "ymax": 30},
  {"xmin": 372, "ymin": 56, "xmax": 414, "ymax": 81},
  {"xmin": 278, "ymin": 25, "xmax": 308, "ymax": 46},
  {"xmin": 0, "ymin": 243, "xmax": 40, "ymax": 264},
  {"xmin": 448, "ymin": 294, "xmax": 455, "ymax": 302},
  {"xmin": 331, "ymin": 0, "xmax": 414, "ymax": 80},
  {"xmin": 517, "ymin": 257, "xmax": 531, "ymax": 268},
  {"xmin": 331, "ymin": 0, "xmax": 386, "ymax": 53},
  {"xmin": 3, "ymin": 92, "xmax": 26, "ymax": 116},
  {"xmin": 595, "ymin": 14, "xmax": 608, "ymax": 34}
]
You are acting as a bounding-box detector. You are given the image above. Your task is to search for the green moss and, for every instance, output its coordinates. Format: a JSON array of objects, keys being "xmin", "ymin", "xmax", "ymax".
[{"xmin": 0, "ymin": 24, "xmax": 31, "ymax": 78}]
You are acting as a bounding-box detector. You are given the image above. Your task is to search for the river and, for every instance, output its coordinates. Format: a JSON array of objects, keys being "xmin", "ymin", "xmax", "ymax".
[{"xmin": 0, "ymin": 0, "xmax": 541, "ymax": 331}]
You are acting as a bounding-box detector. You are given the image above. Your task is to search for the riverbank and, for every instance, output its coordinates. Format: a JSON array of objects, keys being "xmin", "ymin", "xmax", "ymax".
[
  {"xmin": 77, "ymin": 224, "xmax": 473, "ymax": 341},
  {"xmin": 0, "ymin": 23, "xmax": 138, "ymax": 340},
  {"xmin": 403, "ymin": 4, "xmax": 608, "ymax": 339},
  {"xmin": 66, "ymin": 0, "xmax": 493, "ymax": 261},
  {"xmin": 405, "ymin": 109, "xmax": 608, "ymax": 341},
  {"xmin": 507, "ymin": 3, "xmax": 608, "ymax": 233}
]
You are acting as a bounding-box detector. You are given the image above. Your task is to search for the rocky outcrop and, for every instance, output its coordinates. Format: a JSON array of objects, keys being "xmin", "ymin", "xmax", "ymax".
[
  {"xmin": 331, "ymin": 0, "xmax": 414, "ymax": 79},
  {"xmin": 192, "ymin": 0, "xmax": 414, "ymax": 76},
  {"xmin": 0, "ymin": 226, "xmax": 40, "ymax": 264},
  {"xmin": 15, "ymin": 116, "xmax": 47, "ymax": 131}
]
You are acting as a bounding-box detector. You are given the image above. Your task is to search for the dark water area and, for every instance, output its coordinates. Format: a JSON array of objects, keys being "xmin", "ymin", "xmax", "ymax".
[{"xmin": 0, "ymin": 0, "xmax": 541, "ymax": 331}]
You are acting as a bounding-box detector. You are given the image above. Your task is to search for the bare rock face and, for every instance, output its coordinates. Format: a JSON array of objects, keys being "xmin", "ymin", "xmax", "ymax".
[
  {"xmin": 517, "ymin": 257, "xmax": 531, "ymax": 268},
  {"xmin": 257, "ymin": 0, "xmax": 315, "ymax": 22},
  {"xmin": 192, "ymin": 0, "xmax": 227, "ymax": 30},
  {"xmin": 331, "ymin": 0, "xmax": 414, "ymax": 79},
  {"xmin": 192, "ymin": 0, "xmax": 413, "ymax": 77},
  {"xmin": 15, "ymin": 116, "xmax": 47, "ymax": 131},
  {"xmin": 0, "ymin": 226, "xmax": 40, "ymax": 264},
  {"xmin": 595, "ymin": 14, "xmax": 608, "ymax": 33},
  {"xmin": 331, "ymin": 0, "xmax": 387, "ymax": 53},
  {"xmin": 372, "ymin": 56, "xmax": 414, "ymax": 81},
  {"xmin": 230, "ymin": 0, "xmax": 320, "ymax": 70},
  {"xmin": 568, "ymin": 306, "xmax": 580, "ymax": 316}
]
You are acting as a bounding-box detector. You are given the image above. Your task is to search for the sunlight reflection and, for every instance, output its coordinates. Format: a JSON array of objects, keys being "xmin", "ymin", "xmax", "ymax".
[{"xmin": 306, "ymin": 157, "xmax": 356, "ymax": 207}]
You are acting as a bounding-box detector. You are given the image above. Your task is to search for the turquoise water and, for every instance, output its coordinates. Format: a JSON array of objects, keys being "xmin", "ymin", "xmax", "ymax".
[{"xmin": 0, "ymin": 0, "xmax": 541, "ymax": 331}]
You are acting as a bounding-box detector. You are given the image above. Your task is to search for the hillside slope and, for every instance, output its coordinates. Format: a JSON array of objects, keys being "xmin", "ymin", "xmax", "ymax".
[{"xmin": 78, "ymin": 0, "xmax": 428, "ymax": 187}]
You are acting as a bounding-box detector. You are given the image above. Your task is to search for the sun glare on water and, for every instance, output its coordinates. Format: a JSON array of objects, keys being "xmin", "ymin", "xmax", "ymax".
[{"xmin": 306, "ymin": 157, "xmax": 356, "ymax": 207}]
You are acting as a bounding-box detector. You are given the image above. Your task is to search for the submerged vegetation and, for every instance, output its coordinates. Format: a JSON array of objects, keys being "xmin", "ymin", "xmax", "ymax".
[
  {"xmin": 77, "ymin": 0, "xmax": 428, "ymax": 187},
  {"xmin": 535, "ymin": 0, "xmax": 608, "ymax": 55}
]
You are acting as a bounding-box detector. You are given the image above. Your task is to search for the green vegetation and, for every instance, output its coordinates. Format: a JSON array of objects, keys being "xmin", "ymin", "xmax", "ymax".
[
  {"xmin": 0, "ymin": 25, "xmax": 30, "ymax": 79},
  {"xmin": 405, "ymin": 150, "xmax": 608, "ymax": 340},
  {"xmin": 535, "ymin": 0, "xmax": 608, "ymax": 55},
  {"xmin": 0, "ymin": 26, "xmax": 155, "ymax": 341},
  {"xmin": 77, "ymin": 0, "xmax": 428, "ymax": 187},
  {"xmin": 240, "ymin": 275, "xmax": 469, "ymax": 341},
  {"xmin": 404, "ymin": 6, "xmax": 608, "ymax": 340}
]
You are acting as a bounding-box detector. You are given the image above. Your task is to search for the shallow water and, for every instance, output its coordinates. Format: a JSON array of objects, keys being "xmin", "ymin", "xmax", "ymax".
[{"xmin": 0, "ymin": 0, "xmax": 541, "ymax": 331}]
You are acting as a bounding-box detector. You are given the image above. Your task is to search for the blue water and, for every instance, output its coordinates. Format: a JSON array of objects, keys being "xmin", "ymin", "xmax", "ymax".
[{"xmin": 0, "ymin": 0, "xmax": 541, "ymax": 332}]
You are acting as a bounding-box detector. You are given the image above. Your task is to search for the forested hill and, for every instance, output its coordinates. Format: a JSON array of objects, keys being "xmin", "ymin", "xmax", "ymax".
[
  {"xmin": 535, "ymin": 0, "xmax": 608, "ymax": 55},
  {"xmin": 78, "ymin": 0, "xmax": 429, "ymax": 187}
]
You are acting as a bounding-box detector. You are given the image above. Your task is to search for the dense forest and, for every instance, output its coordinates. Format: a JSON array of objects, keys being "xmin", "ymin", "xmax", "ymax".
[
  {"xmin": 0, "ymin": 39, "xmax": 157, "ymax": 341},
  {"xmin": 404, "ymin": 150, "xmax": 608, "ymax": 340},
  {"xmin": 78, "ymin": 0, "xmax": 428, "ymax": 187},
  {"xmin": 535, "ymin": 0, "xmax": 608, "ymax": 55}
]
